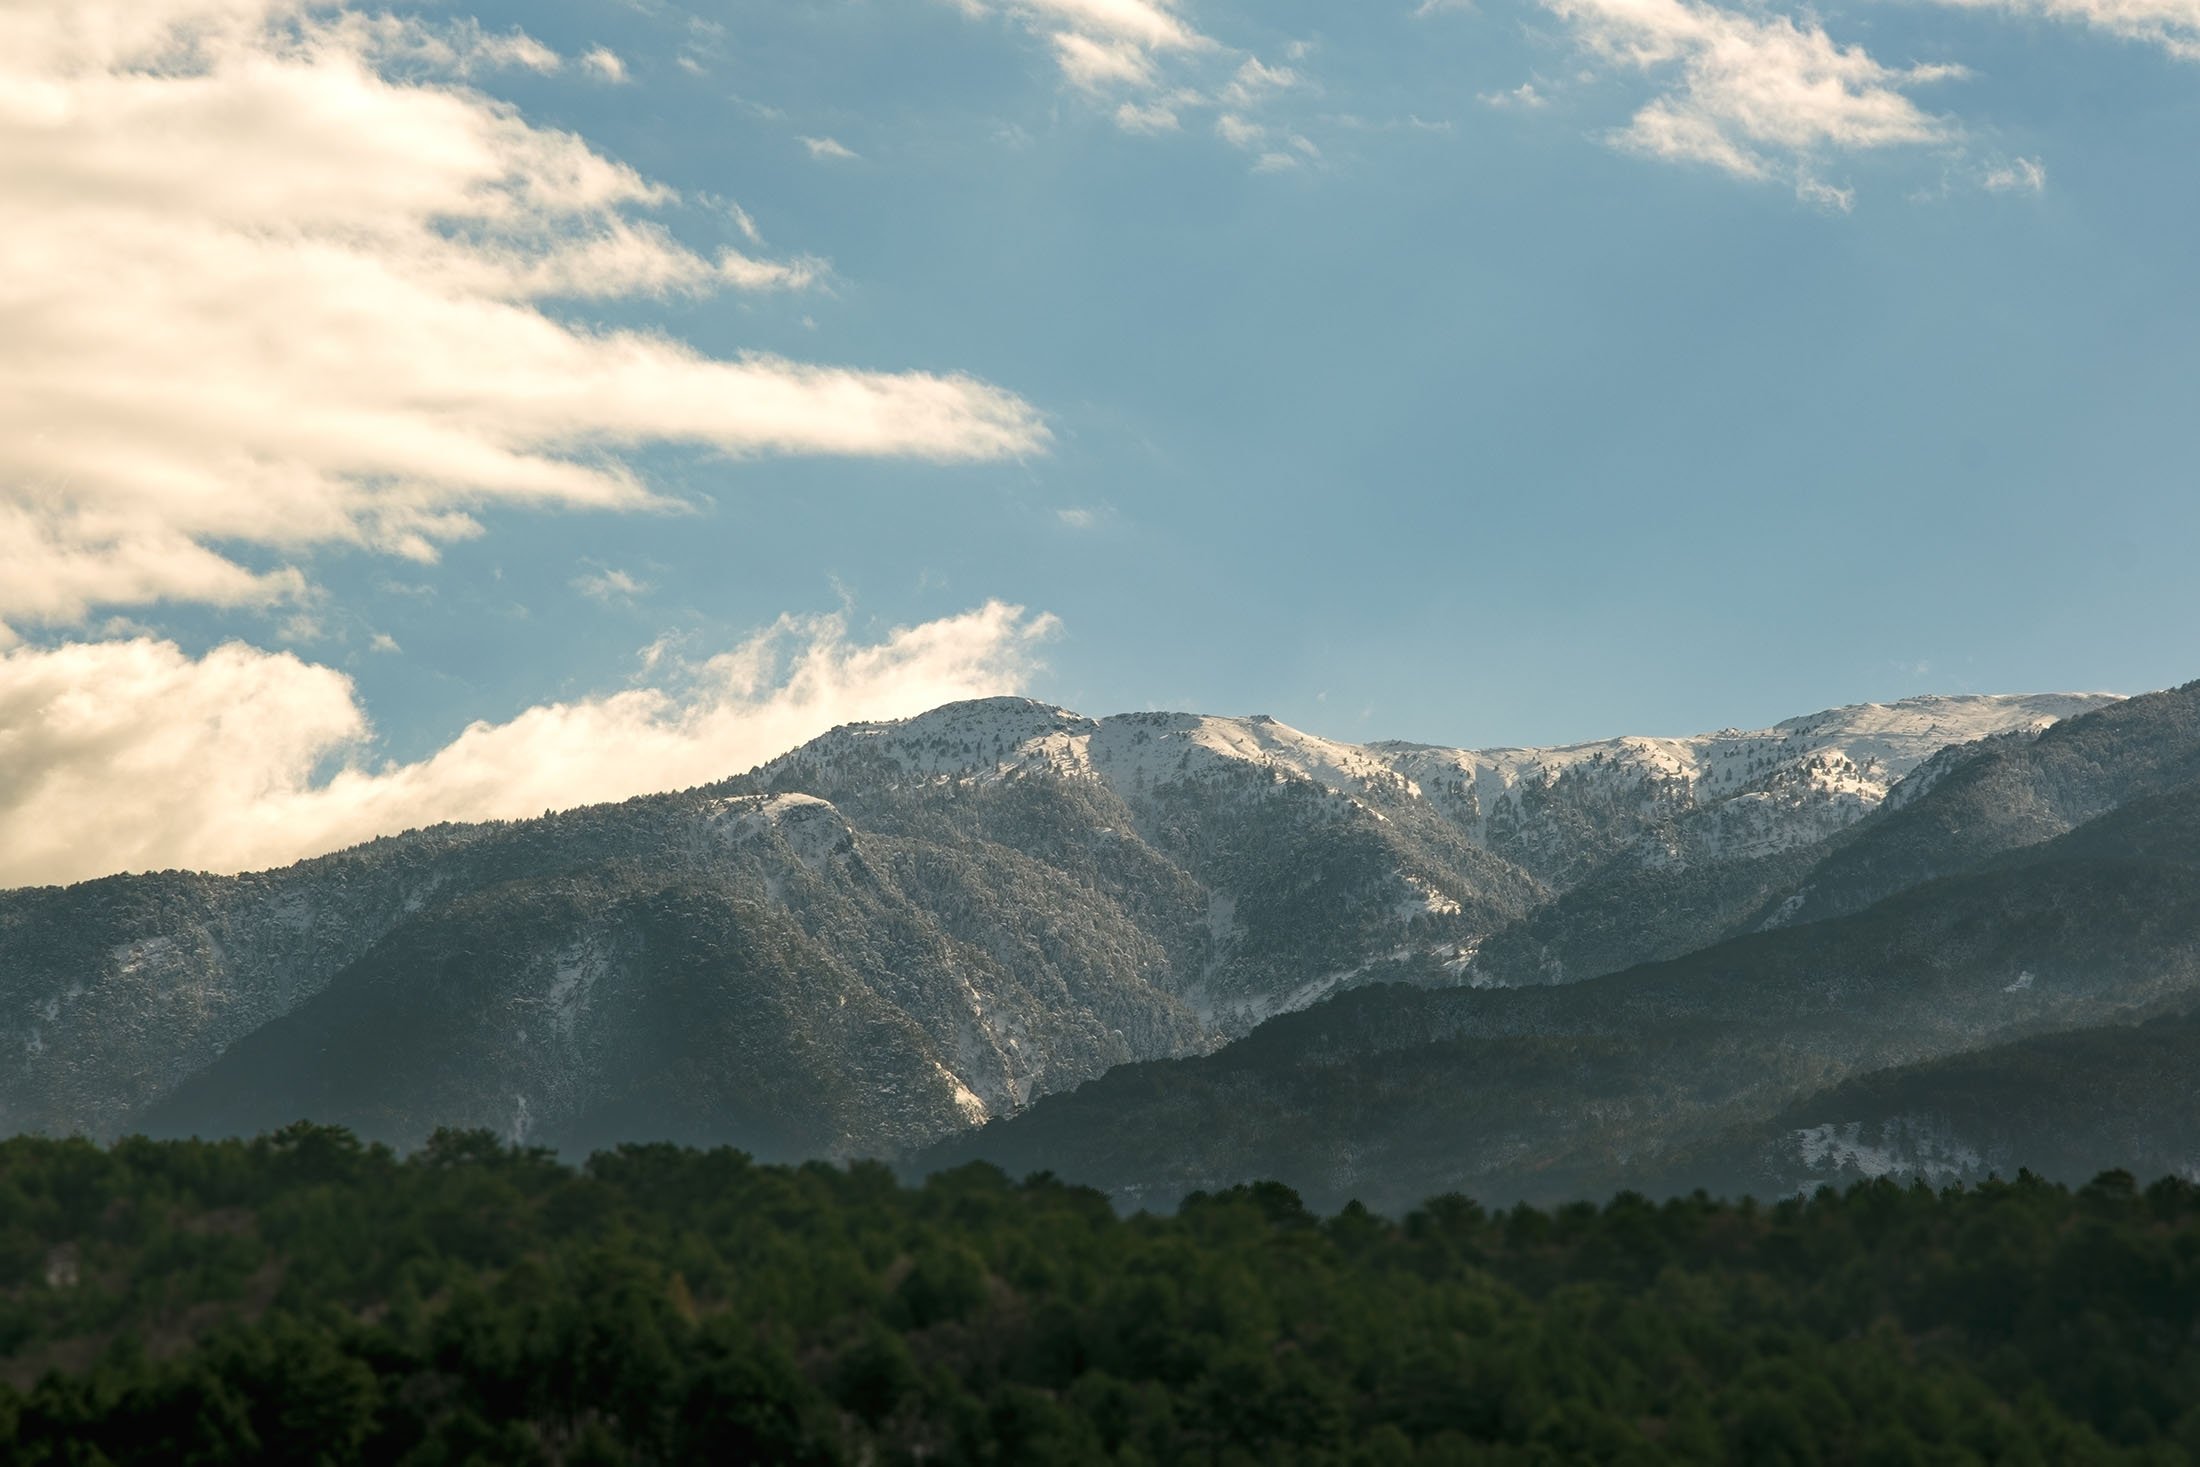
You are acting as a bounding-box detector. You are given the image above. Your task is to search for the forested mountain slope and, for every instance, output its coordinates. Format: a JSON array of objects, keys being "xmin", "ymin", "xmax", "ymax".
[
  {"xmin": 2, "ymin": 691, "xmax": 2088, "ymax": 1154},
  {"xmin": 1658, "ymin": 1008, "xmax": 2200, "ymax": 1200},
  {"xmin": 917, "ymin": 764, "xmax": 2200, "ymax": 1212}
]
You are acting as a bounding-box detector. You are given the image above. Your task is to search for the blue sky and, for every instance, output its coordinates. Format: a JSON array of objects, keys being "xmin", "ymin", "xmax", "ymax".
[
  {"xmin": 372, "ymin": 0, "xmax": 2199, "ymax": 743},
  {"xmin": 2, "ymin": 0, "xmax": 2196, "ymax": 880}
]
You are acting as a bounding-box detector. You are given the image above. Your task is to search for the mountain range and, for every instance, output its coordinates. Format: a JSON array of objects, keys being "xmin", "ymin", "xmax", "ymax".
[
  {"xmin": 921, "ymin": 681, "xmax": 2200, "ymax": 1207},
  {"xmin": 16, "ymin": 683, "xmax": 2200, "ymax": 1210}
]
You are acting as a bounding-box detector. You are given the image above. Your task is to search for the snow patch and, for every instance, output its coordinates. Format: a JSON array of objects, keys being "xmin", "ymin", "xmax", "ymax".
[
  {"xmin": 1793, "ymin": 1118, "xmax": 1984, "ymax": 1182},
  {"xmin": 541, "ymin": 940, "xmax": 609, "ymax": 1038},
  {"xmin": 936, "ymin": 1064, "xmax": 990, "ymax": 1124},
  {"xmin": 1399, "ymin": 876, "xmax": 1461, "ymax": 920},
  {"xmin": 1225, "ymin": 944, "xmax": 1420, "ymax": 1028},
  {"xmin": 1761, "ymin": 890, "xmax": 1809, "ymax": 930},
  {"xmin": 111, "ymin": 936, "xmax": 180, "ymax": 977},
  {"xmin": 709, "ymin": 792, "xmax": 858, "ymax": 870}
]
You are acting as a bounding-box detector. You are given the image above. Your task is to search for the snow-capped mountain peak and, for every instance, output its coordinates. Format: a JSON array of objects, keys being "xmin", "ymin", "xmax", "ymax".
[{"xmin": 751, "ymin": 690, "xmax": 2118, "ymax": 882}]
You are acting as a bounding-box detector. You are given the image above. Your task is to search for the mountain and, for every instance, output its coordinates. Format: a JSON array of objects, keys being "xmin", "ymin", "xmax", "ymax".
[
  {"xmin": 1462, "ymin": 682, "xmax": 2193, "ymax": 988},
  {"xmin": 0, "ymin": 690, "xmax": 2097, "ymax": 1154},
  {"xmin": 1765, "ymin": 679, "xmax": 2200, "ymax": 926},
  {"xmin": 914, "ymin": 686, "xmax": 2200, "ymax": 1211},
  {"xmin": 1378, "ymin": 692, "xmax": 2107, "ymax": 887},
  {"xmin": 911, "ymin": 840, "xmax": 2200, "ymax": 1212}
]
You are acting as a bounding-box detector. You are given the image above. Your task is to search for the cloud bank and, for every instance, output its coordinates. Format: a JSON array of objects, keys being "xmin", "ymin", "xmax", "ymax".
[
  {"xmin": 0, "ymin": 0, "xmax": 1047, "ymax": 636},
  {"xmin": 0, "ymin": 604, "xmax": 1059, "ymax": 888}
]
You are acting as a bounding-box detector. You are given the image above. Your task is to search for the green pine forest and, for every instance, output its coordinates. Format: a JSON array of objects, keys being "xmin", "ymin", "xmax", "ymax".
[{"xmin": 3, "ymin": 1127, "xmax": 2200, "ymax": 1464}]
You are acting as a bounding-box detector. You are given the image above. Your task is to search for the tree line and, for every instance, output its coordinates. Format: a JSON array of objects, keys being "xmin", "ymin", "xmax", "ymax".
[{"xmin": 2, "ymin": 1124, "xmax": 2198, "ymax": 1463}]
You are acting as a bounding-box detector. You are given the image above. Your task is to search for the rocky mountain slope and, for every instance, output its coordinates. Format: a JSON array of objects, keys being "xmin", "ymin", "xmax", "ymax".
[
  {"xmin": 1463, "ymin": 682, "xmax": 2193, "ymax": 987},
  {"xmin": 0, "ymin": 690, "xmax": 2099, "ymax": 1154},
  {"xmin": 916, "ymin": 684, "xmax": 2200, "ymax": 1211},
  {"xmin": 914, "ymin": 848, "xmax": 2200, "ymax": 1211}
]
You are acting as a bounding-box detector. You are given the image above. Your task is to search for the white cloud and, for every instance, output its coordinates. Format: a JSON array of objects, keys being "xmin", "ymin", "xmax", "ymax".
[
  {"xmin": 1928, "ymin": 0, "xmax": 2200, "ymax": 56},
  {"xmin": 351, "ymin": 15, "xmax": 563, "ymax": 75},
  {"xmin": 961, "ymin": 0, "xmax": 1207, "ymax": 96},
  {"xmin": 724, "ymin": 201, "xmax": 766, "ymax": 244},
  {"xmin": 1011, "ymin": 0, "xmax": 1206, "ymax": 52},
  {"xmin": 1221, "ymin": 56, "xmax": 1302, "ymax": 106},
  {"xmin": 1114, "ymin": 99, "xmax": 1182, "ymax": 131},
  {"xmin": 368, "ymin": 632, "xmax": 401, "ymax": 654},
  {"xmin": 1481, "ymin": 82, "xmax": 1550, "ymax": 109},
  {"xmin": 1215, "ymin": 112, "xmax": 1266, "ymax": 148},
  {"xmin": 675, "ymin": 15, "xmax": 728, "ymax": 76},
  {"xmin": 0, "ymin": 0, "xmax": 1045, "ymax": 636},
  {"xmin": 573, "ymin": 567, "xmax": 649, "ymax": 603},
  {"xmin": 952, "ymin": 0, "xmax": 1315, "ymax": 158},
  {"xmin": 1056, "ymin": 507, "xmax": 1097, "ymax": 528},
  {"xmin": 1213, "ymin": 109, "xmax": 1317, "ymax": 170},
  {"xmin": 1052, "ymin": 31, "xmax": 1160, "ymax": 89},
  {"xmin": 0, "ymin": 603, "xmax": 1058, "ymax": 886},
  {"xmin": 1795, "ymin": 174, "xmax": 1858, "ymax": 212},
  {"xmin": 1544, "ymin": 0, "xmax": 1961, "ymax": 196},
  {"xmin": 580, "ymin": 45, "xmax": 630, "ymax": 82},
  {"xmin": 1983, "ymin": 155, "xmax": 2048, "ymax": 192},
  {"xmin": 800, "ymin": 135, "xmax": 861, "ymax": 160}
]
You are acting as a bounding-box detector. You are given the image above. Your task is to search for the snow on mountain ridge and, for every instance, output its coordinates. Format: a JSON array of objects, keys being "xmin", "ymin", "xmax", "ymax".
[
  {"xmin": 755, "ymin": 692, "xmax": 2118, "ymax": 873},
  {"xmin": 1380, "ymin": 693, "xmax": 2114, "ymax": 808},
  {"xmin": 754, "ymin": 696, "xmax": 1097, "ymax": 785}
]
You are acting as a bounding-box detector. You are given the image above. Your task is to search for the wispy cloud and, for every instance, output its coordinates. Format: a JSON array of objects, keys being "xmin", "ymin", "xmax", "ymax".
[
  {"xmin": 1983, "ymin": 155, "xmax": 2049, "ymax": 192},
  {"xmin": 0, "ymin": 603, "xmax": 1059, "ymax": 886},
  {"xmin": 0, "ymin": 0, "xmax": 1044, "ymax": 637},
  {"xmin": 800, "ymin": 135, "xmax": 861, "ymax": 160},
  {"xmin": 956, "ymin": 0, "xmax": 1208, "ymax": 98},
  {"xmin": 1114, "ymin": 99, "xmax": 1183, "ymax": 132},
  {"xmin": 951, "ymin": 0, "xmax": 1318, "ymax": 165},
  {"xmin": 1927, "ymin": 0, "xmax": 2200, "ymax": 57},
  {"xmin": 1544, "ymin": 0, "xmax": 1962, "ymax": 200},
  {"xmin": 573, "ymin": 567, "xmax": 650, "ymax": 604},
  {"xmin": 1208, "ymin": 61, "xmax": 1319, "ymax": 165},
  {"xmin": 580, "ymin": 45, "xmax": 630, "ymax": 82},
  {"xmin": 353, "ymin": 15, "xmax": 563, "ymax": 75},
  {"xmin": 1480, "ymin": 82, "xmax": 1549, "ymax": 109},
  {"xmin": 1221, "ymin": 57, "xmax": 1304, "ymax": 106}
]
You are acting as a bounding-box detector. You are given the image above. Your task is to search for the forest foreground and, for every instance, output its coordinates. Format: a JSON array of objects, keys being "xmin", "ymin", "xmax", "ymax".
[{"xmin": 3, "ymin": 1127, "xmax": 2197, "ymax": 1464}]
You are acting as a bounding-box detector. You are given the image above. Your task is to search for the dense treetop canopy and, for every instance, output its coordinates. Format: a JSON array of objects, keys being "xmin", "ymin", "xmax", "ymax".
[{"xmin": 2, "ymin": 1126, "xmax": 2198, "ymax": 1464}]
